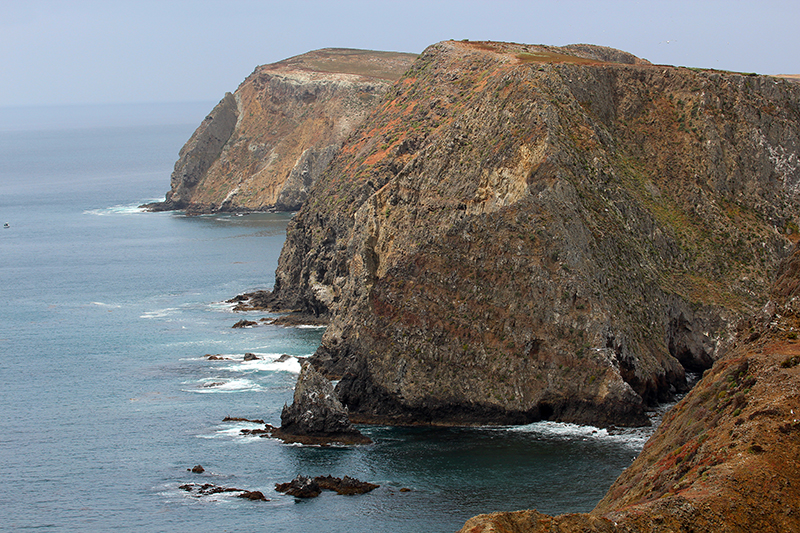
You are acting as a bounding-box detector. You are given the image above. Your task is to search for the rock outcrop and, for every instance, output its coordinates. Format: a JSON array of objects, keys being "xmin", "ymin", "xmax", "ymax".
[
  {"xmin": 146, "ymin": 48, "xmax": 417, "ymax": 214},
  {"xmin": 274, "ymin": 474, "xmax": 378, "ymax": 498},
  {"xmin": 458, "ymin": 244, "xmax": 800, "ymax": 532},
  {"xmin": 263, "ymin": 40, "xmax": 800, "ymax": 427},
  {"xmin": 276, "ymin": 361, "xmax": 371, "ymax": 445}
]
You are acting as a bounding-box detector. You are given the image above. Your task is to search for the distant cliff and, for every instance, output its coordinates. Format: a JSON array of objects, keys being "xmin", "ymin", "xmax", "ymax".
[
  {"xmin": 146, "ymin": 48, "xmax": 417, "ymax": 213},
  {"xmin": 459, "ymin": 242, "xmax": 800, "ymax": 532},
  {"xmin": 261, "ymin": 40, "xmax": 800, "ymax": 428}
]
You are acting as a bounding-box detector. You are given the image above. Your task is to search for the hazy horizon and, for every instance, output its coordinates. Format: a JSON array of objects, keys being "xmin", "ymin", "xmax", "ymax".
[{"xmin": 3, "ymin": 0, "xmax": 799, "ymax": 111}]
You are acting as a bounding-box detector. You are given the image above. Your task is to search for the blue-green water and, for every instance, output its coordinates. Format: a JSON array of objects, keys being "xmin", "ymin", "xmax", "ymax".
[{"xmin": 0, "ymin": 106, "xmax": 655, "ymax": 532}]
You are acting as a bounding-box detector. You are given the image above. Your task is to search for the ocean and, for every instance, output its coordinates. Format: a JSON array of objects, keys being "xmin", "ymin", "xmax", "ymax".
[{"xmin": 0, "ymin": 103, "xmax": 660, "ymax": 532}]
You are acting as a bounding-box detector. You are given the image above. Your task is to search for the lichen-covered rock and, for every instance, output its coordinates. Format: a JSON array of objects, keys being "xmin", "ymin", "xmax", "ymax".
[
  {"xmin": 277, "ymin": 361, "xmax": 371, "ymax": 444},
  {"xmin": 267, "ymin": 40, "xmax": 800, "ymax": 428},
  {"xmin": 146, "ymin": 48, "xmax": 417, "ymax": 214}
]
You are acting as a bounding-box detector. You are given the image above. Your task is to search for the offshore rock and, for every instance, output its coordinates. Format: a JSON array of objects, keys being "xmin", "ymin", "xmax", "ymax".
[
  {"xmin": 275, "ymin": 475, "xmax": 321, "ymax": 498},
  {"xmin": 267, "ymin": 40, "xmax": 800, "ymax": 428},
  {"xmin": 145, "ymin": 48, "xmax": 417, "ymax": 213},
  {"xmin": 459, "ymin": 243, "xmax": 800, "ymax": 532},
  {"xmin": 277, "ymin": 361, "xmax": 371, "ymax": 445},
  {"xmin": 275, "ymin": 474, "xmax": 379, "ymax": 498}
]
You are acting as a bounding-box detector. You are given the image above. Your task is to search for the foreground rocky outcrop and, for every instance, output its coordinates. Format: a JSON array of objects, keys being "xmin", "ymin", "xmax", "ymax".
[
  {"xmin": 145, "ymin": 48, "xmax": 416, "ymax": 213},
  {"xmin": 274, "ymin": 361, "xmax": 371, "ymax": 445},
  {"xmin": 261, "ymin": 40, "xmax": 800, "ymax": 427},
  {"xmin": 458, "ymin": 244, "xmax": 800, "ymax": 532}
]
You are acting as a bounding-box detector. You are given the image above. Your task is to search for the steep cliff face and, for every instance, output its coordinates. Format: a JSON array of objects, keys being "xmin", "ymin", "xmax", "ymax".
[
  {"xmin": 459, "ymin": 244, "xmax": 800, "ymax": 533},
  {"xmin": 267, "ymin": 40, "xmax": 800, "ymax": 427},
  {"xmin": 148, "ymin": 48, "xmax": 417, "ymax": 213}
]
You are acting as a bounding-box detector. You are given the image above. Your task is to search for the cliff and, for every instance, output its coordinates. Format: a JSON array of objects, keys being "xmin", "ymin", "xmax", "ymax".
[
  {"xmin": 458, "ymin": 243, "xmax": 800, "ymax": 532},
  {"xmin": 146, "ymin": 48, "xmax": 417, "ymax": 213},
  {"xmin": 263, "ymin": 40, "xmax": 800, "ymax": 428}
]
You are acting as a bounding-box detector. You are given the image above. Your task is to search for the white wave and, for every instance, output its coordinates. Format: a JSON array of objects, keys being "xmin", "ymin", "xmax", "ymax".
[
  {"xmin": 140, "ymin": 308, "xmax": 179, "ymax": 319},
  {"xmin": 184, "ymin": 378, "xmax": 263, "ymax": 394},
  {"xmin": 91, "ymin": 301, "xmax": 121, "ymax": 308},
  {"xmin": 197, "ymin": 421, "xmax": 267, "ymax": 441},
  {"xmin": 221, "ymin": 354, "xmax": 302, "ymax": 374},
  {"xmin": 207, "ymin": 301, "xmax": 238, "ymax": 313},
  {"xmin": 504, "ymin": 420, "xmax": 651, "ymax": 450},
  {"xmin": 295, "ymin": 324, "xmax": 328, "ymax": 329},
  {"xmin": 83, "ymin": 201, "xmax": 154, "ymax": 216}
]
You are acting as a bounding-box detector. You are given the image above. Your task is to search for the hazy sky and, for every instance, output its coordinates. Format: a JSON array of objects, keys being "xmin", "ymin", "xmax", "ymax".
[{"xmin": 3, "ymin": 0, "xmax": 799, "ymax": 108}]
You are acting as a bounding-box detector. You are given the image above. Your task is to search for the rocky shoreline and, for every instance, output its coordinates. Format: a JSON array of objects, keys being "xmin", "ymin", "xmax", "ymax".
[{"xmin": 160, "ymin": 39, "xmax": 800, "ymax": 531}]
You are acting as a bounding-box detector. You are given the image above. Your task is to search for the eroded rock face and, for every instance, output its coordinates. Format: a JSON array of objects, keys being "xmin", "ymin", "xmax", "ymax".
[
  {"xmin": 146, "ymin": 48, "xmax": 417, "ymax": 213},
  {"xmin": 278, "ymin": 361, "xmax": 371, "ymax": 444},
  {"xmin": 459, "ymin": 244, "xmax": 800, "ymax": 532},
  {"xmin": 267, "ymin": 40, "xmax": 800, "ymax": 427}
]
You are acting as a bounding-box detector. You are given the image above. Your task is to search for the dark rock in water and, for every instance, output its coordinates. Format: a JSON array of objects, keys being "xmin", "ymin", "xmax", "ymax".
[
  {"xmin": 275, "ymin": 475, "xmax": 322, "ymax": 498},
  {"xmin": 275, "ymin": 354, "xmax": 292, "ymax": 363},
  {"xmin": 237, "ymin": 490, "xmax": 268, "ymax": 501},
  {"xmin": 314, "ymin": 474, "xmax": 379, "ymax": 495},
  {"xmin": 179, "ymin": 482, "xmax": 268, "ymax": 501},
  {"xmin": 222, "ymin": 416, "xmax": 265, "ymax": 424},
  {"xmin": 243, "ymin": 352, "xmax": 260, "ymax": 361},
  {"xmin": 275, "ymin": 475, "xmax": 378, "ymax": 498},
  {"xmin": 276, "ymin": 361, "xmax": 371, "ymax": 445},
  {"xmin": 232, "ymin": 319, "xmax": 258, "ymax": 328},
  {"xmin": 205, "ymin": 354, "xmax": 226, "ymax": 360},
  {"xmin": 189, "ymin": 465, "xmax": 205, "ymax": 473}
]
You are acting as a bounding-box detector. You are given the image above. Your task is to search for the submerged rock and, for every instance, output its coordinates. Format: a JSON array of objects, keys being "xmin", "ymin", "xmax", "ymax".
[{"xmin": 276, "ymin": 361, "xmax": 371, "ymax": 445}]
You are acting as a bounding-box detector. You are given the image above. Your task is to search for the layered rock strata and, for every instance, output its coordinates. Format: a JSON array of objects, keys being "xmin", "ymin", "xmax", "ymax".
[
  {"xmin": 264, "ymin": 40, "xmax": 800, "ymax": 427},
  {"xmin": 146, "ymin": 48, "xmax": 417, "ymax": 213},
  {"xmin": 458, "ymin": 244, "xmax": 800, "ymax": 532}
]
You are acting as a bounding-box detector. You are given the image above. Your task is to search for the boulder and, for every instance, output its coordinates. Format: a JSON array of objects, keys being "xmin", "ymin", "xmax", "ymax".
[
  {"xmin": 275, "ymin": 475, "xmax": 322, "ymax": 498},
  {"xmin": 243, "ymin": 352, "xmax": 260, "ymax": 361},
  {"xmin": 232, "ymin": 319, "xmax": 258, "ymax": 328}
]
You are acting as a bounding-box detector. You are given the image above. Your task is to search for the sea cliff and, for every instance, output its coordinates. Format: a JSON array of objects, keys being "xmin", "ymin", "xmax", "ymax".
[
  {"xmin": 261, "ymin": 40, "xmax": 800, "ymax": 428},
  {"xmin": 147, "ymin": 48, "xmax": 417, "ymax": 213},
  {"xmin": 459, "ymin": 242, "xmax": 800, "ymax": 532}
]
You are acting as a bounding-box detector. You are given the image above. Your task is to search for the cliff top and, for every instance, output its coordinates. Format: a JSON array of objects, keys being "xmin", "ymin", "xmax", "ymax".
[
  {"xmin": 448, "ymin": 39, "xmax": 651, "ymax": 66},
  {"xmin": 262, "ymin": 47, "xmax": 419, "ymax": 81}
]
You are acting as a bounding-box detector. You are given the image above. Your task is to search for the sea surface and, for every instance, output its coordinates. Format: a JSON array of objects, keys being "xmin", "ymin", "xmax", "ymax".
[{"xmin": 1, "ymin": 104, "xmax": 663, "ymax": 532}]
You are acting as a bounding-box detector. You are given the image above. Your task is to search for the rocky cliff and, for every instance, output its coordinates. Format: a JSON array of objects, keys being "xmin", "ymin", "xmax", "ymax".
[
  {"xmin": 263, "ymin": 40, "xmax": 800, "ymax": 428},
  {"xmin": 458, "ymin": 243, "xmax": 800, "ymax": 532},
  {"xmin": 147, "ymin": 48, "xmax": 417, "ymax": 213}
]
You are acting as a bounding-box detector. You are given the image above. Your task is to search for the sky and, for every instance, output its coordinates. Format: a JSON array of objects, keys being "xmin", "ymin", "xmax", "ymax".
[{"xmin": 2, "ymin": 0, "xmax": 799, "ymax": 109}]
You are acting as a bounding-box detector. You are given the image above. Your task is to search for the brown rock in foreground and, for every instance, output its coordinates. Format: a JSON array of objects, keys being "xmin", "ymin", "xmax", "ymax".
[{"xmin": 459, "ymin": 246, "xmax": 800, "ymax": 532}]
